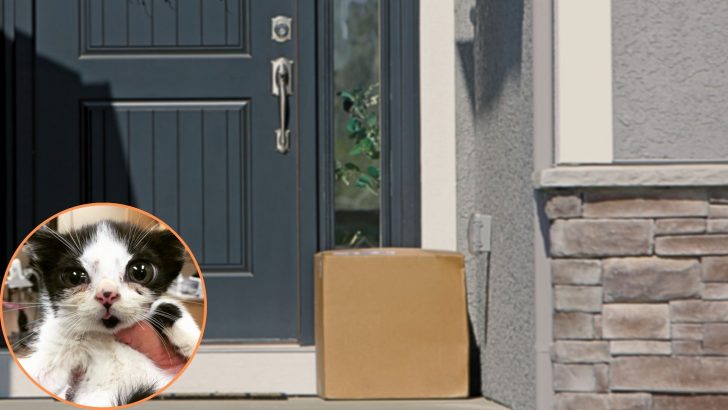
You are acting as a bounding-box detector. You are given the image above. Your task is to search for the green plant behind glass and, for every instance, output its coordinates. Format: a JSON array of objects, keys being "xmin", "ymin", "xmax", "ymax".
[{"xmin": 335, "ymin": 83, "xmax": 380, "ymax": 196}]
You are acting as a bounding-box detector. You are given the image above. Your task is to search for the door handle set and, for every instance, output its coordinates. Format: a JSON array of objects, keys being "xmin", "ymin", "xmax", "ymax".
[{"xmin": 271, "ymin": 57, "xmax": 293, "ymax": 154}]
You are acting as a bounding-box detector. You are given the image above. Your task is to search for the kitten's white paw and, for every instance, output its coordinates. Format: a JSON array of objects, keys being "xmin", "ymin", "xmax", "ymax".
[
  {"xmin": 165, "ymin": 313, "xmax": 200, "ymax": 358},
  {"xmin": 149, "ymin": 298, "xmax": 201, "ymax": 358}
]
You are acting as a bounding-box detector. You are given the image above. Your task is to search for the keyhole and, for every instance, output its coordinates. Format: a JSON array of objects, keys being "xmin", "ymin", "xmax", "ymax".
[{"xmin": 275, "ymin": 24, "xmax": 289, "ymax": 38}]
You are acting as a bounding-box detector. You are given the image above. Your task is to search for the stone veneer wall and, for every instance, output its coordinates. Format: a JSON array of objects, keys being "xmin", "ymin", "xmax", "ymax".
[{"xmin": 546, "ymin": 187, "xmax": 728, "ymax": 410}]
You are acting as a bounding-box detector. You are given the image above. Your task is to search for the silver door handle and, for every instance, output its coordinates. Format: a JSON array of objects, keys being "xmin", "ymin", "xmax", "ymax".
[{"xmin": 272, "ymin": 58, "xmax": 293, "ymax": 154}]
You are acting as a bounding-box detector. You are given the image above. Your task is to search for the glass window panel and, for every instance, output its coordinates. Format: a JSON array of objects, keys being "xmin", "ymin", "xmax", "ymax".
[{"xmin": 333, "ymin": 0, "xmax": 381, "ymax": 248}]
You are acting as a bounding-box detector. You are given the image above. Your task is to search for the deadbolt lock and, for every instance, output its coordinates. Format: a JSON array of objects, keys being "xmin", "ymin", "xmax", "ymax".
[{"xmin": 272, "ymin": 16, "xmax": 292, "ymax": 43}]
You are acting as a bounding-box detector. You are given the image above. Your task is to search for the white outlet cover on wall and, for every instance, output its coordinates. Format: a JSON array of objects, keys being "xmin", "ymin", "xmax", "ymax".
[{"xmin": 468, "ymin": 213, "xmax": 492, "ymax": 254}]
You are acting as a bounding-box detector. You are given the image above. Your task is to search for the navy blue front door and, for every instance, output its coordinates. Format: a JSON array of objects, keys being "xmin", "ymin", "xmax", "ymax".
[{"xmin": 31, "ymin": 0, "xmax": 317, "ymax": 342}]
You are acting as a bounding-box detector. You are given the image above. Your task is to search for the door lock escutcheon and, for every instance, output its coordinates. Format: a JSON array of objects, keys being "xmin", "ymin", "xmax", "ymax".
[
  {"xmin": 271, "ymin": 16, "xmax": 292, "ymax": 43},
  {"xmin": 272, "ymin": 57, "xmax": 294, "ymax": 154}
]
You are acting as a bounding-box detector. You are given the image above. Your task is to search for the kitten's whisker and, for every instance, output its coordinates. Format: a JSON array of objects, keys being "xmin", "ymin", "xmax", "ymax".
[
  {"xmin": 132, "ymin": 219, "xmax": 159, "ymax": 251},
  {"xmin": 168, "ymin": 300, "xmax": 204, "ymax": 305},
  {"xmin": 66, "ymin": 229, "xmax": 78, "ymax": 250},
  {"xmin": 126, "ymin": 221, "xmax": 138, "ymax": 248},
  {"xmin": 1, "ymin": 306, "xmax": 46, "ymax": 312},
  {"xmin": 67, "ymin": 228, "xmax": 83, "ymax": 256},
  {"xmin": 14, "ymin": 316, "xmax": 44, "ymax": 326},
  {"xmin": 3, "ymin": 302, "xmax": 79, "ymax": 307},
  {"xmin": 11, "ymin": 327, "xmax": 41, "ymax": 349},
  {"xmin": 61, "ymin": 317, "xmax": 82, "ymax": 337},
  {"xmin": 125, "ymin": 312, "xmax": 177, "ymax": 365},
  {"xmin": 43, "ymin": 226, "xmax": 81, "ymax": 256},
  {"xmin": 12, "ymin": 332, "xmax": 40, "ymax": 350},
  {"xmin": 59, "ymin": 312, "xmax": 88, "ymax": 339},
  {"xmin": 128, "ymin": 220, "xmax": 142, "ymax": 249},
  {"xmin": 12, "ymin": 331, "xmax": 39, "ymax": 348},
  {"xmin": 139, "ymin": 318, "xmax": 176, "ymax": 363},
  {"xmin": 147, "ymin": 311, "xmax": 181, "ymax": 319}
]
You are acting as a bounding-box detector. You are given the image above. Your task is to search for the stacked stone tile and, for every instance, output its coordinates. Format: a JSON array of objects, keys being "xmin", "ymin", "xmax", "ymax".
[{"xmin": 547, "ymin": 188, "xmax": 728, "ymax": 410}]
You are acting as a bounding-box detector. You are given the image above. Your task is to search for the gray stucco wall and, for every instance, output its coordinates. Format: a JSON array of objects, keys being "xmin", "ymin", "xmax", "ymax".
[
  {"xmin": 456, "ymin": 1, "xmax": 536, "ymax": 409},
  {"xmin": 455, "ymin": 0, "xmax": 485, "ymax": 397},
  {"xmin": 613, "ymin": 0, "xmax": 728, "ymax": 161}
]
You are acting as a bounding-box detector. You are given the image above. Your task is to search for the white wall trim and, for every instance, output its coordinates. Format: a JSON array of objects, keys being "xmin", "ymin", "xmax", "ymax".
[
  {"xmin": 535, "ymin": 164, "xmax": 728, "ymax": 188},
  {"xmin": 420, "ymin": 0, "xmax": 457, "ymax": 251},
  {"xmin": 533, "ymin": 0, "xmax": 555, "ymax": 408},
  {"xmin": 555, "ymin": 0, "xmax": 613, "ymax": 164}
]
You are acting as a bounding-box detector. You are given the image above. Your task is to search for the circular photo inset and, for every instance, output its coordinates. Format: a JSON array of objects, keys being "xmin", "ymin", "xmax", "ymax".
[{"xmin": 1, "ymin": 203, "xmax": 206, "ymax": 408}]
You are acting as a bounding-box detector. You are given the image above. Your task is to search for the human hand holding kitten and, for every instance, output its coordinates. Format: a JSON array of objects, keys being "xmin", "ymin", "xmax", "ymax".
[{"xmin": 115, "ymin": 321, "xmax": 187, "ymax": 375}]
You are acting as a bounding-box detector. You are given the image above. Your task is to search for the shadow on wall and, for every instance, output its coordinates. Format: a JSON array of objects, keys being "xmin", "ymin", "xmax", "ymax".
[
  {"xmin": 457, "ymin": 0, "xmax": 524, "ymax": 115},
  {"xmin": 3, "ymin": 31, "xmax": 133, "ymax": 261},
  {"xmin": 455, "ymin": 0, "xmax": 531, "ymax": 409},
  {"xmin": 456, "ymin": 38, "xmax": 475, "ymax": 114},
  {"xmin": 2, "ymin": 30, "xmax": 131, "ymax": 367},
  {"xmin": 2, "ymin": 33, "xmax": 9, "ymax": 274}
]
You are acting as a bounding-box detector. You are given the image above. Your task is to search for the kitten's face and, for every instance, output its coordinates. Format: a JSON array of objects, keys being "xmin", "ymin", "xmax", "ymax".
[{"xmin": 27, "ymin": 221, "xmax": 185, "ymax": 335}]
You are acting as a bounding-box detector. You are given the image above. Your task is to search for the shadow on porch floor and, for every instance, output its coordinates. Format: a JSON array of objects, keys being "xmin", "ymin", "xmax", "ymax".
[{"xmin": 1, "ymin": 398, "xmax": 509, "ymax": 409}]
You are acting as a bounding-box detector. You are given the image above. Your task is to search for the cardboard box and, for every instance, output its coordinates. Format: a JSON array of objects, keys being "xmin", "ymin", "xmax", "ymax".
[{"xmin": 315, "ymin": 248, "xmax": 469, "ymax": 399}]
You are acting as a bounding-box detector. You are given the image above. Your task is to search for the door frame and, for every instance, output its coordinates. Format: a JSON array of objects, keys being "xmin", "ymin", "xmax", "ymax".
[
  {"xmin": 315, "ymin": 0, "xmax": 421, "ymax": 249},
  {"xmin": 2, "ymin": 0, "xmax": 421, "ymax": 347}
]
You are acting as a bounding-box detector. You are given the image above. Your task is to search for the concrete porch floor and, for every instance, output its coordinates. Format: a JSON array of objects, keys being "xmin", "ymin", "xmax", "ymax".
[{"xmin": 1, "ymin": 398, "xmax": 508, "ymax": 409}]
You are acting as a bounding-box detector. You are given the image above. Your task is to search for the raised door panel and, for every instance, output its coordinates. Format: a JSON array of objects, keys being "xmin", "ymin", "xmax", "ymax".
[
  {"xmin": 83, "ymin": 102, "xmax": 250, "ymax": 272},
  {"xmin": 81, "ymin": 0, "xmax": 248, "ymax": 54}
]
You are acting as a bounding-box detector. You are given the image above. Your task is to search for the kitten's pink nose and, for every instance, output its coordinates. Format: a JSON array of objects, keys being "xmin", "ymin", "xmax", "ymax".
[{"xmin": 95, "ymin": 287, "xmax": 120, "ymax": 306}]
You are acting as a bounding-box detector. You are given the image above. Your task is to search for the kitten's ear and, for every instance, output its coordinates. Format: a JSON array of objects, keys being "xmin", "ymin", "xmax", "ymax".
[
  {"xmin": 25, "ymin": 226, "xmax": 61, "ymax": 262},
  {"xmin": 148, "ymin": 229, "xmax": 186, "ymax": 275},
  {"xmin": 23, "ymin": 226, "xmax": 70, "ymax": 275}
]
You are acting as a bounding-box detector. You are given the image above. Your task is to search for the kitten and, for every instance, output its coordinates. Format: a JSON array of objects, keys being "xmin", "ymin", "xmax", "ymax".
[{"xmin": 17, "ymin": 220, "xmax": 201, "ymax": 407}]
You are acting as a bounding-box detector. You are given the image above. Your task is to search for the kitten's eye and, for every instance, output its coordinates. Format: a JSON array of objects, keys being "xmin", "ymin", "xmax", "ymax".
[
  {"xmin": 126, "ymin": 261, "xmax": 158, "ymax": 285},
  {"xmin": 60, "ymin": 270, "xmax": 89, "ymax": 287}
]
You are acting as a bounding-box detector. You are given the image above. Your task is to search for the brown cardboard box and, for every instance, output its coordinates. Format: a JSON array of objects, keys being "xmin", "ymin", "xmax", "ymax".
[{"xmin": 315, "ymin": 248, "xmax": 469, "ymax": 399}]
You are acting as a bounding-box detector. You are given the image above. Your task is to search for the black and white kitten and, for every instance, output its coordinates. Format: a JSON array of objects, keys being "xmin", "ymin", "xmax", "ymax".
[{"xmin": 19, "ymin": 220, "xmax": 200, "ymax": 407}]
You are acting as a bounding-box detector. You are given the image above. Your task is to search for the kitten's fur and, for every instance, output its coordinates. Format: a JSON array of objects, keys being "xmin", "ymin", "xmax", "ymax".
[{"xmin": 19, "ymin": 220, "xmax": 200, "ymax": 407}]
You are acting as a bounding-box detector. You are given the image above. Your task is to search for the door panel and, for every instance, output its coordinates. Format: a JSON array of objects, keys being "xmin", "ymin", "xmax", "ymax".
[
  {"xmin": 81, "ymin": 0, "xmax": 248, "ymax": 53},
  {"xmin": 33, "ymin": 0, "xmax": 314, "ymax": 342},
  {"xmin": 83, "ymin": 102, "xmax": 251, "ymax": 272}
]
